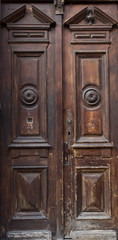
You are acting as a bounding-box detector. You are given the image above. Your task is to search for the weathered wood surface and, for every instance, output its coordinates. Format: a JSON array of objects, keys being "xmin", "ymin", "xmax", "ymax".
[
  {"xmin": 0, "ymin": 3, "xmax": 57, "ymax": 238},
  {"xmin": 63, "ymin": 2, "xmax": 118, "ymax": 238},
  {"xmin": 0, "ymin": 1, "xmax": 118, "ymax": 240}
]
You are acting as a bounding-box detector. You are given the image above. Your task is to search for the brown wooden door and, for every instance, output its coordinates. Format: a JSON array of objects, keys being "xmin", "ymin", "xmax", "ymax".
[
  {"xmin": 0, "ymin": 1, "xmax": 118, "ymax": 240},
  {"xmin": 0, "ymin": 3, "xmax": 58, "ymax": 239},
  {"xmin": 63, "ymin": 3, "xmax": 118, "ymax": 239}
]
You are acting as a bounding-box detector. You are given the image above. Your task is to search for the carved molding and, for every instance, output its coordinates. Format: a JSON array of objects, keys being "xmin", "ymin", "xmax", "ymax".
[
  {"xmin": 54, "ymin": 0, "xmax": 64, "ymax": 14},
  {"xmin": 1, "ymin": 5, "xmax": 55, "ymax": 43},
  {"xmin": 65, "ymin": 6, "xmax": 88, "ymax": 26},
  {"xmin": 64, "ymin": 5, "xmax": 117, "ymax": 28},
  {"xmin": 83, "ymin": 87, "xmax": 100, "ymax": 106},
  {"xmin": 32, "ymin": 4, "xmax": 55, "ymax": 26},
  {"xmin": 1, "ymin": 5, "xmax": 55, "ymax": 28},
  {"xmin": 21, "ymin": 86, "xmax": 38, "ymax": 107},
  {"xmin": 73, "ymin": 50, "xmax": 114, "ymax": 147},
  {"xmin": 8, "ymin": 30, "xmax": 49, "ymax": 43},
  {"xmin": 1, "ymin": 5, "xmax": 26, "ymax": 24},
  {"xmin": 12, "ymin": 167, "xmax": 48, "ymax": 219},
  {"xmin": 8, "ymin": 47, "xmax": 51, "ymax": 149},
  {"xmin": 86, "ymin": 7, "xmax": 95, "ymax": 24},
  {"xmin": 54, "ymin": 0, "xmax": 64, "ymax": 7},
  {"xmin": 64, "ymin": 6, "xmax": 117, "ymax": 43},
  {"xmin": 71, "ymin": 31, "xmax": 110, "ymax": 44},
  {"xmin": 76, "ymin": 166, "xmax": 111, "ymax": 220}
]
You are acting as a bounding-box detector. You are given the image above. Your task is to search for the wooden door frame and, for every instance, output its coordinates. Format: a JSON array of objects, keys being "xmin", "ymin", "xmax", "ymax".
[
  {"xmin": 55, "ymin": 12, "xmax": 63, "ymax": 240},
  {"xmin": 0, "ymin": 0, "xmax": 2, "ymax": 238}
]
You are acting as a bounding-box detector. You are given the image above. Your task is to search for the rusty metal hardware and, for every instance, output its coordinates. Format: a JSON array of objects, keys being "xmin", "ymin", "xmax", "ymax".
[
  {"xmin": 64, "ymin": 109, "xmax": 72, "ymax": 164},
  {"xmin": 63, "ymin": 142, "xmax": 72, "ymax": 164}
]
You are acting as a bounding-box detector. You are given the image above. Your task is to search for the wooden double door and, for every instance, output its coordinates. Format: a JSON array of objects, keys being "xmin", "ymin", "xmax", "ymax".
[{"xmin": 0, "ymin": 1, "xmax": 118, "ymax": 239}]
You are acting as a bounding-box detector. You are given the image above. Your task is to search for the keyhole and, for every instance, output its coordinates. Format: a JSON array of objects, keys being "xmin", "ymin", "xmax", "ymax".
[{"xmin": 27, "ymin": 117, "xmax": 33, "ymax": 123}]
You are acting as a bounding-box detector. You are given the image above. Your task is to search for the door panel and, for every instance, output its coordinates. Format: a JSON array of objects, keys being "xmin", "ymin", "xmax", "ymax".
[
  {"xmin": 63, "ymin": 3, "xmax": 118, "ymax": 238},
  {"xmin": 10, "ymin": 46, "xmax": 49, "ymax": 146},
  {"xmin": 75, "ymin": 51, "xmax": 108, "ymax": 141},
  {"xmin": 0, "ymin": 3, "xmax": 57, "ymax": 237}
]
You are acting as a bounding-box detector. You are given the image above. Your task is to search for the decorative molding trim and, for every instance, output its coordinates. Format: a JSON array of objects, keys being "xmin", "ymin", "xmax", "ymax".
[
  {"xmin": 94, "ymin": 5, "xmax": 117, "ymax": 25},
  {"xmin": 76, "ymin": 166, "xmax": 111, "ymax": 220},
  {"xmin": 1, "ymin": 5, "xmax": 26, "ymax": 24},
  {"xmin": 21, "ymin": 86, "xmax": 38, "ymax": 107},
  {"xmin": 8, "ymin": 136, "xmax": 51, "ymax": 148},
  {"xmin": 8, "ymin": 30, "xmax": 49, "ymax": 43},
  {"xmin": 64, "ymin": 5, "xmax": 117, "ymax": 27},
  {"xmin": 32, "ymin": 4, "xmax": 55, "ymax": 26},
  {"xmin": 12, "ymin": 167, "xmax": 48, "ymax": 220},
  {"xmin": 1, "ymin": 5, "xmax": 55, "ymax": 28},
  {"xmin": 54, "ymin": 0, "xmax": 64, "ymax": 15},
  {"xmin": 1, "ymin": 5, "xmax": 55, "ymax": 43},
  {"xmin": 64, "ymin": 6, "xmax": 117, "ymax": 43},
  {"xmin": 7, "ymin": 24, "xmax": 51, "ymax": 30},
  {"xmin": 86, "ymin": 7, "xmax": 95, "ymax": 24},
  {"xmin": 64, "ymin": 6, "xmax": 88, "ymax": 25},
  {"xmin": 72, "ymin": 142, "xmax": 114, "ymax": 148},
  {"xmin": 83, "ymin": 87, "xmax": 100, "ymax": 106}
]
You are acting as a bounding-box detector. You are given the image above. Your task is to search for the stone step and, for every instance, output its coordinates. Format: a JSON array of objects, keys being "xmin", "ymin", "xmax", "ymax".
[
  {"xmin": 70, "ymin": 230, "xmax": 117, "ymax": 240},
  {"xmin": 7, "ymin": 230, "xmax": 52, "ymax": 240}
]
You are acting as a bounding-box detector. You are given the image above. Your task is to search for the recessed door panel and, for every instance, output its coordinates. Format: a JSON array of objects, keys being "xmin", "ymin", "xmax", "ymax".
[
  {"xmin": 11, "ymin": 49, "xmax": 48, "ymax": 144},
  {"xmin": 75, "ymin": 52, "xmax": 108, "ymax": 142}
]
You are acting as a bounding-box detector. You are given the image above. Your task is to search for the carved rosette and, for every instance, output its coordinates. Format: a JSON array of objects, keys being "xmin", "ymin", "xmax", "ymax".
[
  {"xmin": 54, "ymin": 0, "xmax": 64, "ymax": 14},
  {"xmin": 83, "ymin": 87, "xmax": 100, "ymax": 106},
  {"xmin": 21, "ymin": 86, "xmax": 38, "ymax": 107}
]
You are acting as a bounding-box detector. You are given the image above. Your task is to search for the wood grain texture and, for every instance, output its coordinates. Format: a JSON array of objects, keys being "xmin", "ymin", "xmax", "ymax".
[
  {"xmin": 1, "ymin": 2, "xmax": 118, "ymax": 240},
  {"xmin": 12, "ymin": 167, "xmax": 47, "ymax": 219},
  {"xmin": 76, "ymin": 167, "xmax": 111, "ymax": 219},
  {"xmin": 75, "ymin": 51, "xmax": 110, "ymax": 144},
  {"xmin": 9, "ymin": 48, "xmax": 49, "ymax": 148},
  {"xmin": 63, "ymin": 2, "xmax": 118, "ymax": 237},
  {"xmin": 0, "ymin": 3, "xmax": 57, "ymax": 238}
]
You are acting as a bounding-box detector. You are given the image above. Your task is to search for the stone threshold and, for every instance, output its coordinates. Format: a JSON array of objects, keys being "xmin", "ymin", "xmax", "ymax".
[
  {"xmin": 70, "ymin": 230, "xmax": 117, "ymax": 240},
  {"xmin": 7, "ymin": 230, "xmax": 52, "ymax": 240},
  {"xmin": 7, "ymin": 229, "xmax": 118, "ymax": 240}
]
